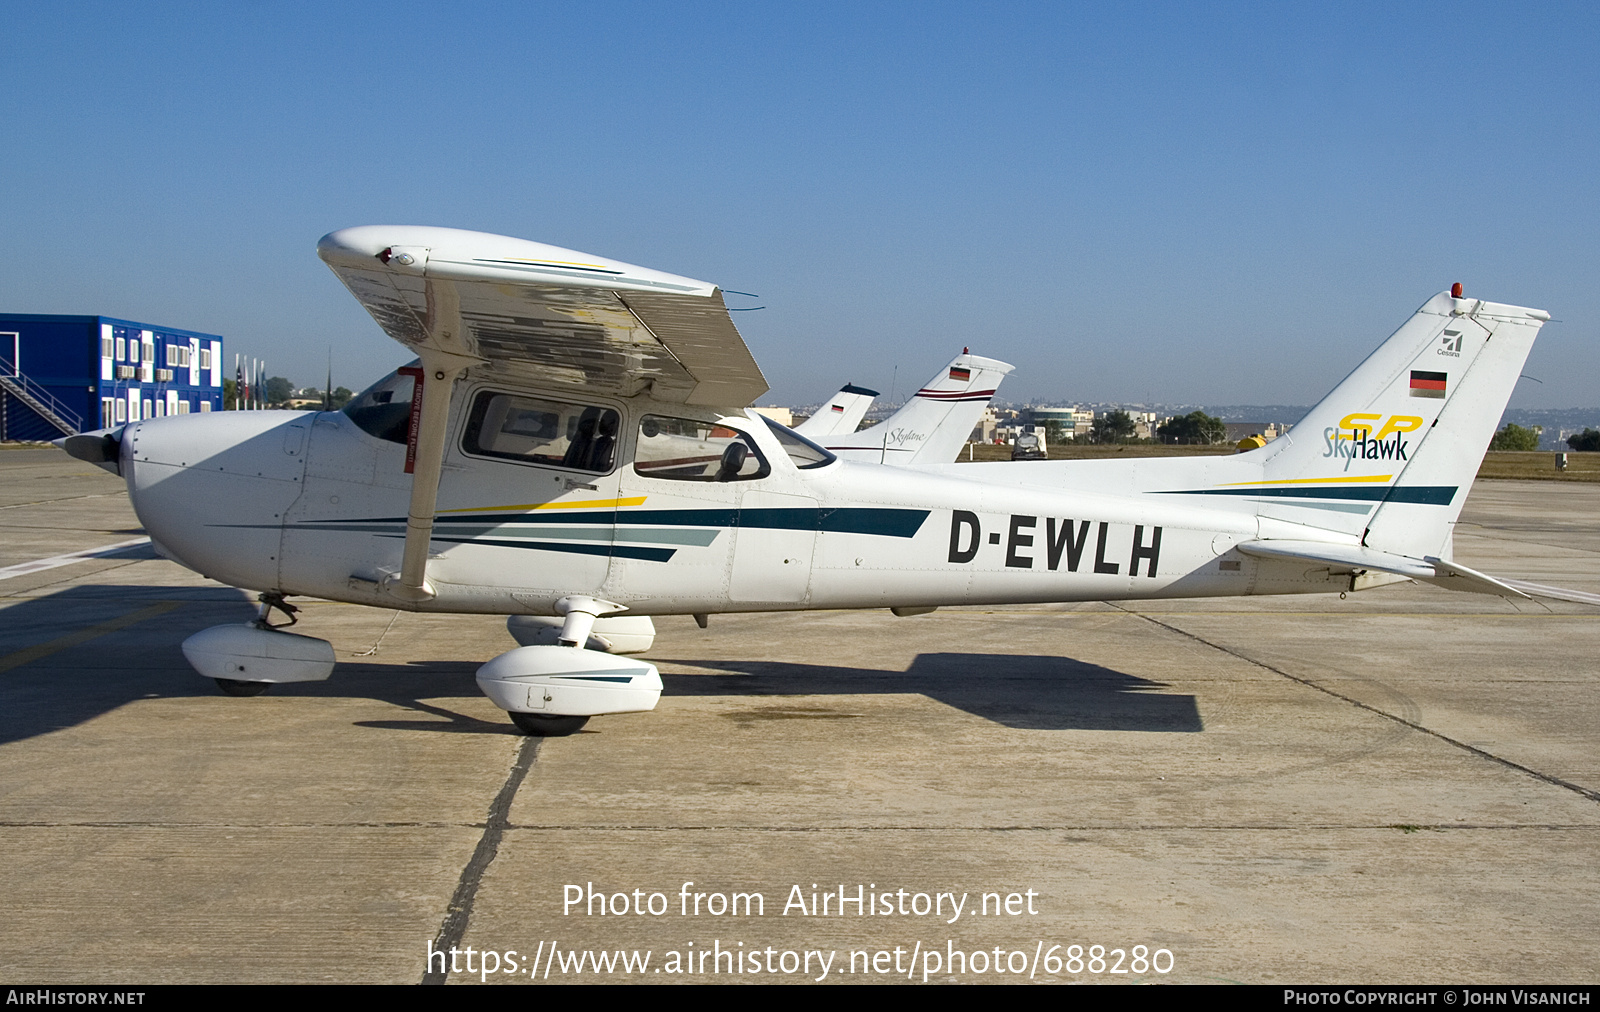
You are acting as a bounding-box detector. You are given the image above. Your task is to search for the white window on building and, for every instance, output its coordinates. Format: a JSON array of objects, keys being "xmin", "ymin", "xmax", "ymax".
[
  {"xmin": 199, "ymin": 401, "xmax": 212, "ymax": 412},
  {"xmin": 116, "ymin": 399, "xmax": 128, "ymax": 423},
  {"xmin": 116, "ymin": 337, "xmax": 127, "ymax": 361},
  {"xmin": 200, "ymin": 346, "xmax": 212, "ymax": 371}
]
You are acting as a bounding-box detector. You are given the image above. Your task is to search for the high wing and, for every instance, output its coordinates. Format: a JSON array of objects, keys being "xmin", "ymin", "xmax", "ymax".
[
  {"xmin": 316, "ymin": 225, "xmax": 769, "ymax": 603},
  {"xmin": 317, "ymin": 226, "xmax": 767, "ymax": 409}
]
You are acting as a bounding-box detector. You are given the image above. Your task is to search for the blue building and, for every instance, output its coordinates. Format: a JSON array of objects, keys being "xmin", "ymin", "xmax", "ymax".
[{"xmin": 0, "ymin": 315, "xmax": 225, "ymax": 440}]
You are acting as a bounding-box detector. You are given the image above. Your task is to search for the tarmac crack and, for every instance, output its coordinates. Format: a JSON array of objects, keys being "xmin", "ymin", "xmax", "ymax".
[
  {"xmin": 421, "ymin": 734, "xmax": 540, "ymax": 985},
  {"xmin": 1, "ymin": 821, "xmax": 1596, "ymax": 831},
  {"xmin": 1110, "ymin": 604, "xmax": 1600, "ymax": 806},
  {"xmin": 490, "ymin": 823, "xmax": 1600, "ymax": 832}
]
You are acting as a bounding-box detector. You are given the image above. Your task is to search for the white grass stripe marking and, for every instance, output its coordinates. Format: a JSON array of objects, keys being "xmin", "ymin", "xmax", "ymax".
[{"xmin": 0, "ymin": 537, "xmax": 152, "ymax": 582}]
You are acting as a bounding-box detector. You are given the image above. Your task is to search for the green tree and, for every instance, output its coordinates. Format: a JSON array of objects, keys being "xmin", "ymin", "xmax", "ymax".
[
  {"xmin": 265, "ymin": 376, "xmax": 294, "ymax": 406},
  {"xmin": 1157, "ymin": 410, "xmax": 1227, "ymax": 444},
  {"xmin": 1567, "ymin": 428, "xmax": 1600, "ymax": 452},
  {"xmin": 1090, "ymin": 409, "xmax": 1136, "ymax": 444},
  {"xmin": 223, "ymin": 378, "xmax": 238, "ymax": 410},
  {"xmin": 328, "ymin": 385, "xmax": 354, "ymax": 410},
  {"xmin": 1488, "ymin": 423, "xmax": 1541, "ymax": 451}
]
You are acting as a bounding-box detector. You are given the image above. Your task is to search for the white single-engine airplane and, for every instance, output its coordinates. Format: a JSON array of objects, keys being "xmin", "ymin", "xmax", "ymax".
[{"xmin": 63, "ymin": 226, "xmax": 1572, "ymax": 735}]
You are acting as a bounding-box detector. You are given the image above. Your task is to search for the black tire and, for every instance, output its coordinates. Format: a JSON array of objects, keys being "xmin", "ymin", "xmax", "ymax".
[
  {"xmin": 215, "ymin": 678, "xmax": 271, "ymax": 697},
  {"xmin": 508, "ymin": 711, "xmax": 589, "ymax": 737}
]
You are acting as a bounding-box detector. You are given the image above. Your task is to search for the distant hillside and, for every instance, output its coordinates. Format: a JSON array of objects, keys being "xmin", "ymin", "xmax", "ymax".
[{"xmin": 1202, "ymin": 405, "xmax": 1311, "ymax": 424}]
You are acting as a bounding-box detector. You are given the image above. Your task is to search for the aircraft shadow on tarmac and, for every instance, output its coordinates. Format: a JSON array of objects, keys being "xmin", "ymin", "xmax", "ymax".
[
  {"xmin": 1, "ymin": 585, "xmax": 1200, "ymax": 743},
  {"xmin": 655, "ymin": 654, "xmax": 1203, "ymax": 732},
  {"xmin": 0, "ymin": 583, "xmax": 260, "ymax": 746}
]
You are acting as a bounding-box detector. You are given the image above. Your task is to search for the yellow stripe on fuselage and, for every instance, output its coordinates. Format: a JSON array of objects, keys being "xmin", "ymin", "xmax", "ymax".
[
  {"xmin": 439, "ymin": 497, "xmax": 648, "ymax": 513},
  {"xmin": 1215, "ymin": 475, "xmax": 1393, "ymax": 487}
]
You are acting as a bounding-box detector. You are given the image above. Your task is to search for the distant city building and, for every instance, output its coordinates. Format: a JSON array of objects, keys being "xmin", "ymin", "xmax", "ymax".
[
  {"xmin": 1030, "ymin": 406, "xmax": 1095, "ymax": 439},
  {"xmin": 1, "ymin": 315, "xmax": 224, "ymax": 440},
  {"xmin": 969, "ymin": 405, "xmax": 1000, "ymax": 444},
  {"xmin": 750, "ymin": 406, "xmax": 794, "ymax": 426}
]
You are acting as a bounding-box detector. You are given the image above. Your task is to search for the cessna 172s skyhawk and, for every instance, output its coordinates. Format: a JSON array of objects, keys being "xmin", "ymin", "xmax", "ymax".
[{"xmin": 63, "ymin": 226, "xmax": 1568, "ymax": 735}]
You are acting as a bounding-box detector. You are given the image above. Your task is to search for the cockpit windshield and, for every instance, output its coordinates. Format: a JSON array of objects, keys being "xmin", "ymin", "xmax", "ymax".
[
  {"xmin": 760, "ymin": 416, "xmax": 836, "ymax": 469},
  {"xmin": 342, "ymin": 362, "xmax": 419, "ymax": 444}
]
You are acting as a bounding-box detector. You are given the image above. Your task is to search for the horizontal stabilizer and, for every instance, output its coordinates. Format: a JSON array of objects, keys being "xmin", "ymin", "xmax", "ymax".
[
  {"xmin": 1235, "ymin": 540, "xmax": 1531, "ymax": 598},
  {"xmin": 1497, "ymin": 579, "xmax": 1600, "ymax": 608}
]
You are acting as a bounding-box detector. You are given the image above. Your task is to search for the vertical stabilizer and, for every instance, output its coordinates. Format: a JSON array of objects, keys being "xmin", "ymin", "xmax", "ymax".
[
  {"xmin": 827, "ymin": 351, "xmax": 1013, "ymax": 464},
  {"xmin": 1252, "ymin": 291, "xmax": 1548, "ymax": 556},
  {"xmin": 794, "ymin": 383, "xmax": 878, "ymax": 439}
]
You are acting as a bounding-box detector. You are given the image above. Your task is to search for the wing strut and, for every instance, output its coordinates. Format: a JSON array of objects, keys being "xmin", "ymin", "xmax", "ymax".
[{"xmin": 384, "ymin": 347, "xmax": 483, "ymax": 604}]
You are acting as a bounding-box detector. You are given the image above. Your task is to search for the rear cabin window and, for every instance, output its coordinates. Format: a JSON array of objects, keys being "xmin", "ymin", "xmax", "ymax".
[
  {"xmin": 633, "ymin": 415, "xmax": 769, "ymax": 482},
  {"xmin": 462, "ymin": 391, "xmax": 620, "ymax": 473}
]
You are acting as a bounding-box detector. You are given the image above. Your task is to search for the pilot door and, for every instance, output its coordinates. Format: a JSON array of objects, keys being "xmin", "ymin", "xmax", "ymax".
[{"xmin": 426, "ymin": 388, "xmax": 625, "ymax": 600}]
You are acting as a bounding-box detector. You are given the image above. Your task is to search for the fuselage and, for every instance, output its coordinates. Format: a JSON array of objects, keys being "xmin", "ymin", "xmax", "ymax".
[{"xmin": 120, "ymin": 376, "xmax": 1368, "ymax": 618}]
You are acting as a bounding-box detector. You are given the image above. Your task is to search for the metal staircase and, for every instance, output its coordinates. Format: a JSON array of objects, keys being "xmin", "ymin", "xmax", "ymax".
[{"xmin": 0, "ymin": 354, "xmax": 83, "ymax": 437}]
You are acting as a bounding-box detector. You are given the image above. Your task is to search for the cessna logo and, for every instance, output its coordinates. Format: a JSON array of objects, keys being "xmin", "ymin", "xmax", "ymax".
[
  {"xmin": 1438, "ymin": 330, "xmax": 1463, "ymax": 357},
  {"xmin": 1323, "ymin": 413, "xmax": 1423, "ymax": 465},
  {"xmin": 948, "ymin": 511, "xmax": 1162, "ymax": 577}
]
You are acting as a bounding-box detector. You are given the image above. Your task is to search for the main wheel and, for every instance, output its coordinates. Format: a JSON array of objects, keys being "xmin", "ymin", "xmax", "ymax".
[
  {"xmin": 215, "ymin": 678, "xmax": 271, "ymax": 697},
  {"xmin": 508, "ymin": 711, "xmax": 589, "ymax": 737}
]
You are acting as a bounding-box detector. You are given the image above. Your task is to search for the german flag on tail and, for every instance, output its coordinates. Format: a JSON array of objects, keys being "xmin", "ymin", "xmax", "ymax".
[{"xmin": 1410, "ymin": 370, "xmax": 1447, "ymax": 399}]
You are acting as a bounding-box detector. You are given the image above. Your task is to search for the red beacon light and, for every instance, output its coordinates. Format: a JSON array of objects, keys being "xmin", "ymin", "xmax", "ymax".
[{"xmin": 1451, "ymin": 282, "xmax": 1463, "ymax": 298}]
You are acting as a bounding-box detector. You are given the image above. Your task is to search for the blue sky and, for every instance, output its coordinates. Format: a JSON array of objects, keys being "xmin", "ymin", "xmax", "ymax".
[{"xmin": 2, "ymin": 2, "xmax": 1595, "ymax": 408}]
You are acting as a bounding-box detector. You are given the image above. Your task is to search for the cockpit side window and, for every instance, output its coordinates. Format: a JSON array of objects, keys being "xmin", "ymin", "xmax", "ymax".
[
  {"xmin": 462, "ymin": 391, "xmax": 620, "ymax": 473},
  {"xmin": 633, "ymin": 415, "xmax": 770, "ymax": 482}
]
